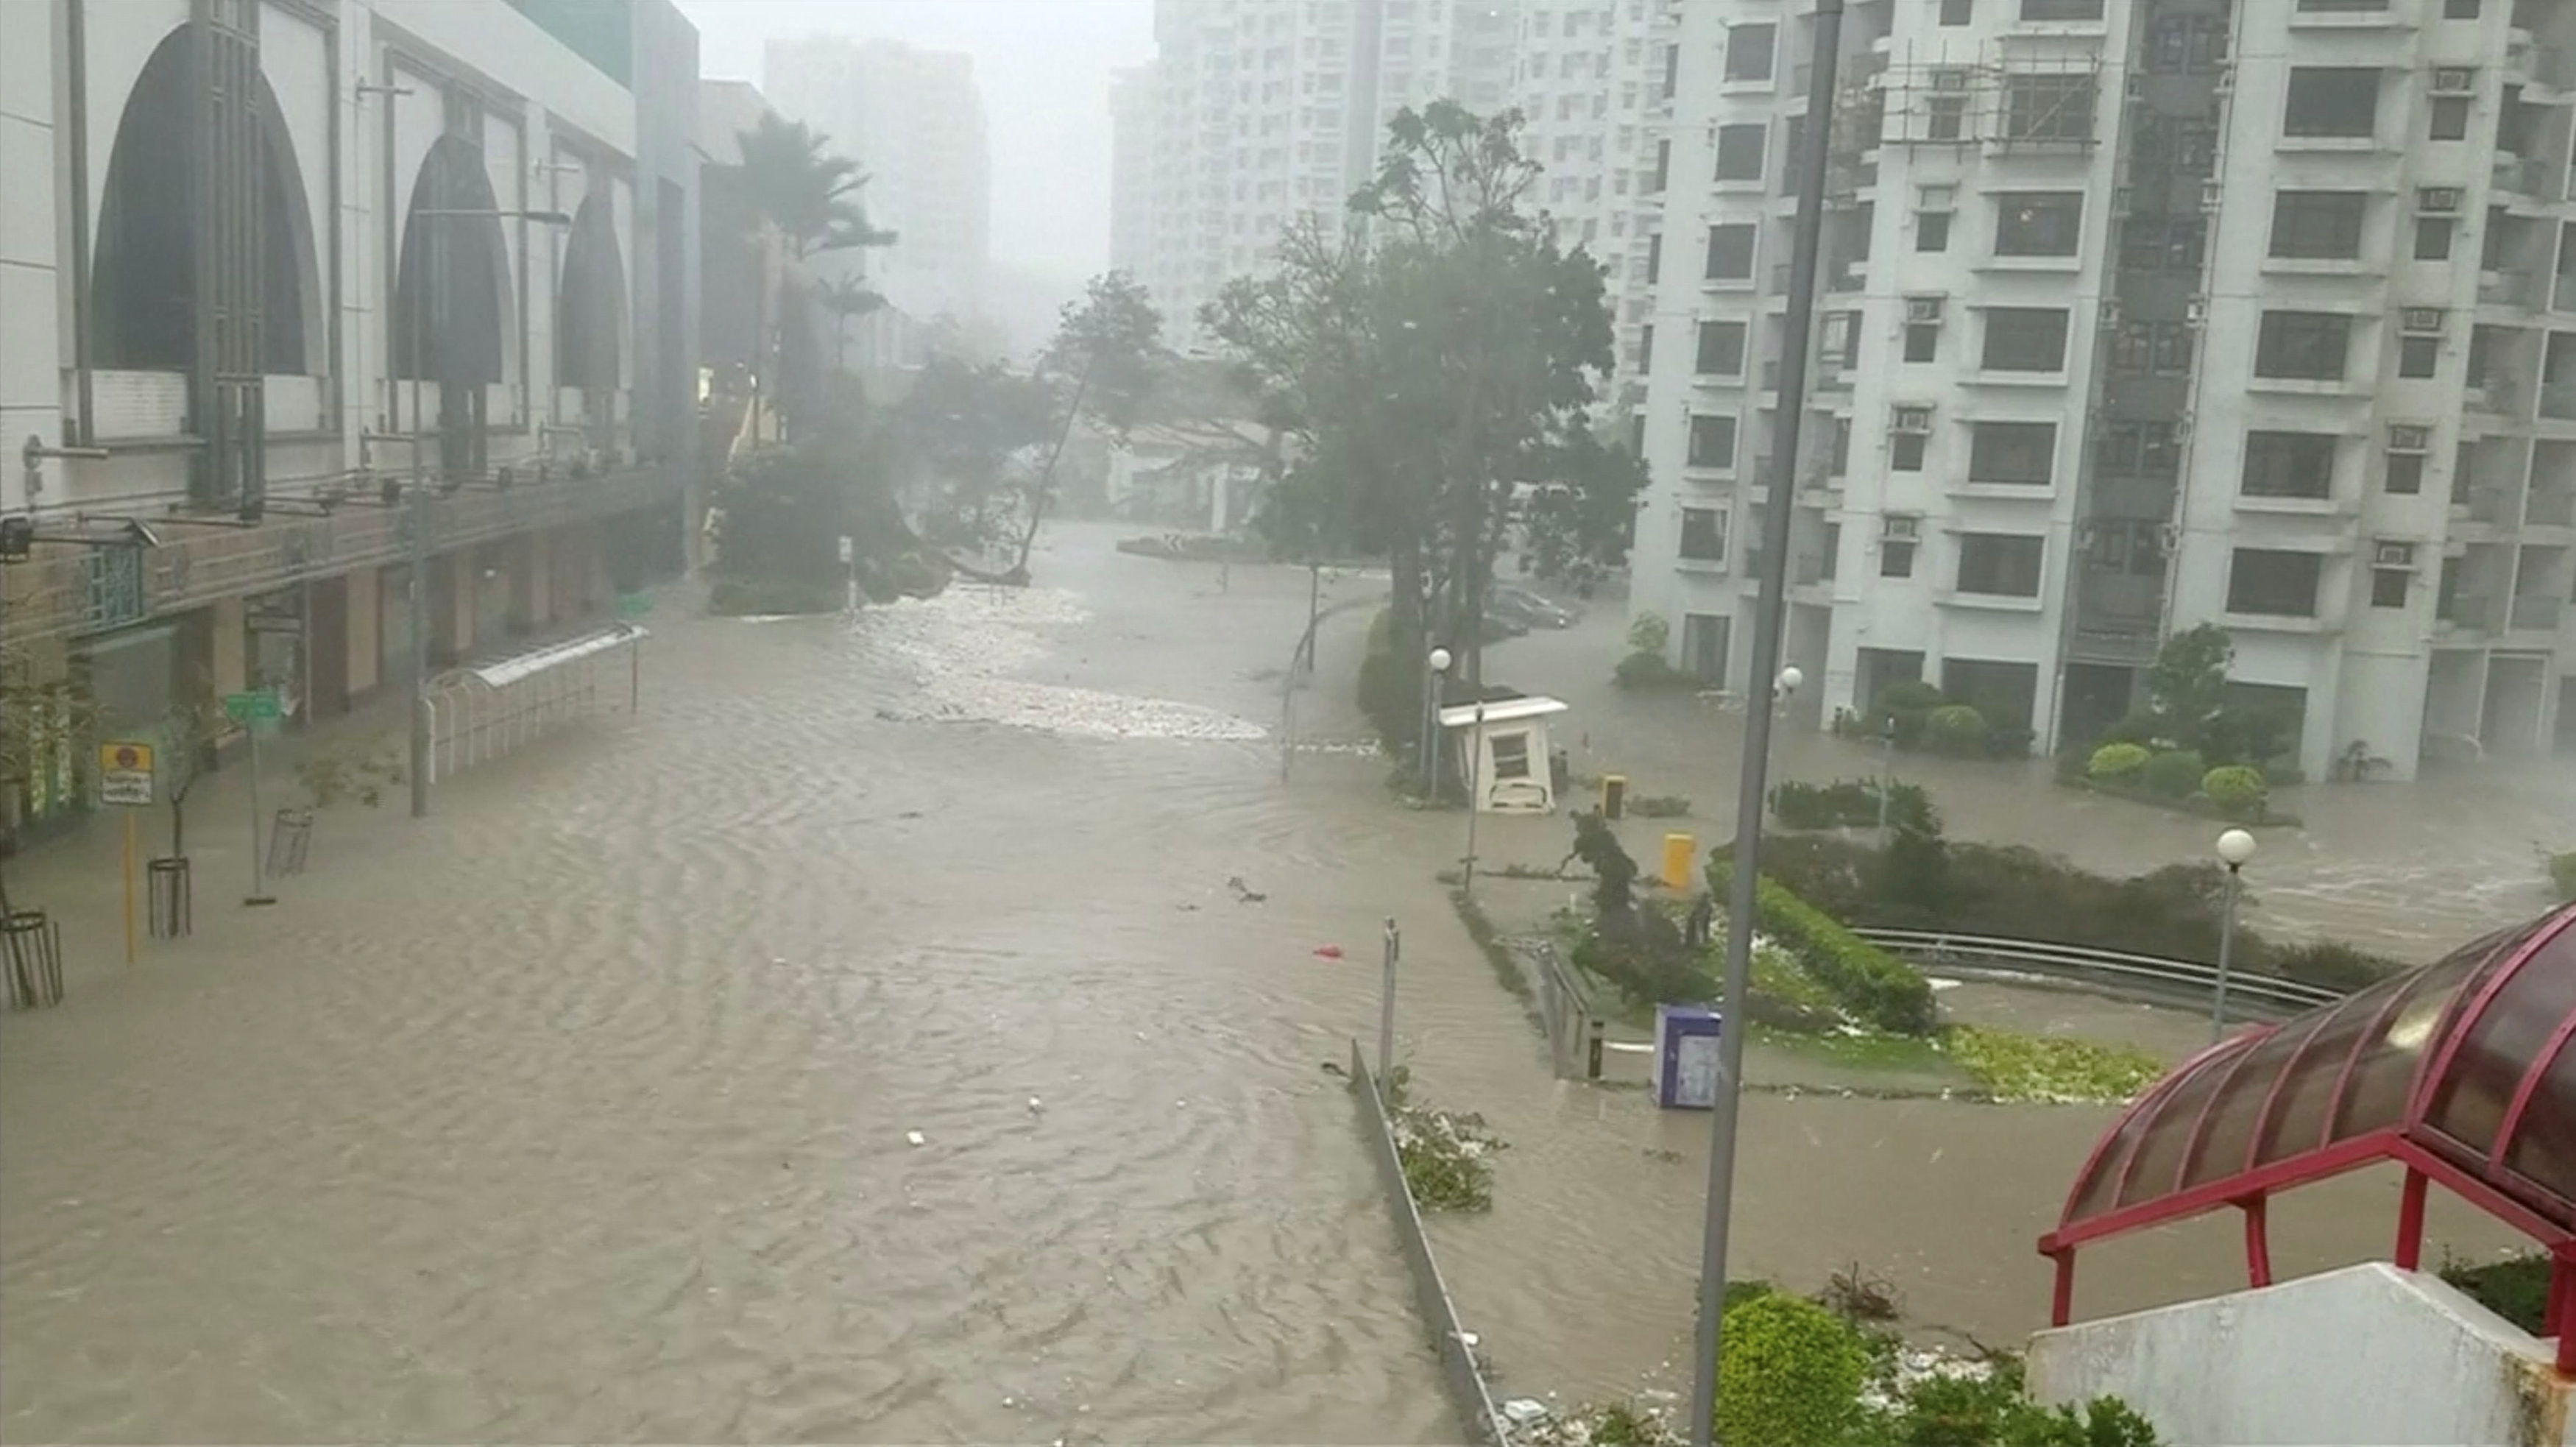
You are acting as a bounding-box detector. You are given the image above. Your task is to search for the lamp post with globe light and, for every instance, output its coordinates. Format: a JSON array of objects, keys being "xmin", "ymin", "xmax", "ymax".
[
  {"xmin": 2212, "ymin": 828, "xmax": 2257, "ymax": 1041},
  {"xmin": 1421, "ymin": 646, "xmax": 1453, "ymax": 796}
]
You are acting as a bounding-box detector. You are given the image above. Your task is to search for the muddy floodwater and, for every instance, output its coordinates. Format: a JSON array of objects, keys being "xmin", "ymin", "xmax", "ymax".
[{"xmin": 0, "ymin": 525, "xmax": 2554, "ymax": 1440}]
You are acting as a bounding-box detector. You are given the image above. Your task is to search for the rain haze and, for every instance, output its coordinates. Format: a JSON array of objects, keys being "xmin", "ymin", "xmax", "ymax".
[{"xmin": 2, "ymin": 0, "xmax": 2573, "ymax": 1442}]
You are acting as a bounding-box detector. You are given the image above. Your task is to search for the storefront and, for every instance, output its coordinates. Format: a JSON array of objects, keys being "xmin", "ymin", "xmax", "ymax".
[{"xmin": 243, "ymin": 587, "xmax": 307, "ymax": 722}]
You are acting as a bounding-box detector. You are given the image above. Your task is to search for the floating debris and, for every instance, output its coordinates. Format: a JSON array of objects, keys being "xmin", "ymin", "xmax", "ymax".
[{"xmin": 905, "ymin": 1131, "xmax": 927, "ymax": 1147}]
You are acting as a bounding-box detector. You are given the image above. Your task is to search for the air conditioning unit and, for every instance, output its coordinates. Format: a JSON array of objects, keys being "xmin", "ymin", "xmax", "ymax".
[
  {"xmin": 2402, "ymin": 307, "xmax": 2446, "ymax": 334},
  {"xmin": 2419, "ymin": 186, "xmax": 2464, "ymax": 216},
  {"xmin": 1906, "ymin": 295, "xmax": 1945, "ymax": 322},
  {"xmin": 1884, "ymin": 514, "xmax": 1922, "ymax": 540},
  {"xmin": 2388, "ymin": 423, "xmax": 2432, "ymax": 453},
  {"xmin": 1892, "ymin": 406, "xmax": 1933, "ymax": 434},
  {"xmin": 2184, "ymin": 296, "xmax": 2209, "ymax": 326},
  {"xmin": 2432, "ymin": 68, "xmax": 2477, "ymax": 95},
  {"xmin": 2375, "ymin": 541, "xmax": 2418, "ymax": 568}
]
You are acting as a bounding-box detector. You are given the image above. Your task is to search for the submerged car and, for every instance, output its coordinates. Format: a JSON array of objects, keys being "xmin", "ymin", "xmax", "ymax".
[{"xmin": 1487, "ymin": 584, "xmax": 1581, "ymax": 630}]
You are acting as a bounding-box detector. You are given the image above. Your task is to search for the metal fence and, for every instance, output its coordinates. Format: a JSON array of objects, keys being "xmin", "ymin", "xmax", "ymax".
[
  {"xmin": 423, "ymin": 623, "xmax": 645, "ymax": 788},
  {"xmin": 1852, "ymin": 927, "xmax": 2346, "ymax": 1019},
  {"xmin": 1348, "ymin": 1039, "xmax": 1512, "ymax": 1447},
  {"xmin": 1529, "ymin": 938, "xmax": 1605, "ymax": 1080}
]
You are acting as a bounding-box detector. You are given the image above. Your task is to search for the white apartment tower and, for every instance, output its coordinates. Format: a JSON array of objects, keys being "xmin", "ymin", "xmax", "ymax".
[
  {"xmin": 1631, "ymin": 0, "xmax": 2576, "ymax": 781},
  {"xmin": 762, "ymin": 37, "xmax": 993, "ymax": 324},
  {"xmin": 1124, "ymin": 0, "xmax": 1538, "ymax": 350},
  {"xmin": 1111, "ymin": 66, "xmax": 1161, "ymax": 275}
]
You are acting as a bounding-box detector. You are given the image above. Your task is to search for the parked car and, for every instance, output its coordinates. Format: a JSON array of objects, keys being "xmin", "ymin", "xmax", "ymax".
[{"xmin": 1488, "ymin": 584, "xmax": 1580, "ymax": 631}]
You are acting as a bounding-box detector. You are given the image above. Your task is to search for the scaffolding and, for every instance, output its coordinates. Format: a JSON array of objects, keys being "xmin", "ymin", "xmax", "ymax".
[
  {"xmin": 1875, "ymin": 43, "xmax": 2106, "ymax": 153},
  {"xmin": 420, "ymin": 622, "xmax": 645, "ymax": 790}
]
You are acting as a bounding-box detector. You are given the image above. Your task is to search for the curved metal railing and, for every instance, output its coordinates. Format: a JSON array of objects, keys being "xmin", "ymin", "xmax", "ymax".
[{"xmin": 1853, "ymin": 927, "xmax": 2349, "ymax": 1019}]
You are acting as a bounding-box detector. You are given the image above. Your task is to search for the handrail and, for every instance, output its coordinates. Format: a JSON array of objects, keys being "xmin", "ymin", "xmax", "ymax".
[{"xmin": 1853, "ymin": 926, "xmax": 2348, "ymax": 1017}]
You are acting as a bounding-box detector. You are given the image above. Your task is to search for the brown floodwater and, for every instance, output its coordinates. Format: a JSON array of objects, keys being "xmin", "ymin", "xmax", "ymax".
[{"xmin": 0, "ymin": 527, "xmax": 2547, "ymax": 1440}]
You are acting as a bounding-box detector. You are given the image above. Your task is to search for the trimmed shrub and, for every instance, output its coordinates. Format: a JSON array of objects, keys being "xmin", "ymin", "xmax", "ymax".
[
  {"xmin": 2552, "ymin": 851, "xmax": 2576, "ymax": 903},
  {"xmin": 2201, "ymin": 764, "xmax": 2268, "ymax": 817},
  {"xmin": 1925, "ymin": 703, "xmax": 1989, "ymax": 757},
  {"xmin": 2087, "ymin": 743, "xmax": 2151, "ymax": 781},
  {"xmin": 1877, "ymin": 680, "xmax": 1946, "ymax": 715},
  {"xmin": 2138, "ymin": 749, "xmax": 2207, "ymax": 799},
  {"xmin": 1615, "ymin": 651, "xmax": 1693, "ymax": 690},
  {"xmin": 1709, "ymin": 855, "xmax": 1937, "ymax": 1035},
  {"xmin": 1713, "ymin": 1291, "xmax": 1868, "ymax": 1447}
]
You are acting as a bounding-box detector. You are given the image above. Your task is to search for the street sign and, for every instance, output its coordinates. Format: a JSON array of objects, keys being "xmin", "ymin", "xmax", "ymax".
[
  {"xmin": 222, "ymin": 690, "xmax": 281, "ymax": 723},
  {"xmin": 837, "ymin": 536, "xmax": 854, "ymax": 564},
  {"xmin": 616, "ymin": 592, "xmax": 652, "ymax": 620},
  {"xmin": 99, "ymin": 740, "xmax": 155, "ymax": 807}
]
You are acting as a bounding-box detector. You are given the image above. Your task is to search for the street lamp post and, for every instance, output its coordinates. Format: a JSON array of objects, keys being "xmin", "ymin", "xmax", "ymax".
[
  {"xmin": 1462, "ymin": 698, "xmax": 1488, "ymax": 899},
  {"xmin": 2212, "ymin": 827, "xmax": 2257, "ymax": 1041},
  {"xmin": 1691, "ymin": 4, "xmax": 1844, "ymax": 1438},
  {"xmin": 1422, "ymin": 646, "xmax": 1453, "ymax": 797}
]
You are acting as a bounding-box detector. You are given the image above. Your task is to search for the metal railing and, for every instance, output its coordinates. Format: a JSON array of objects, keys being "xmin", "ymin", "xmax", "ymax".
[
  {"xmin": 422, "ymin": 623, "xmax": 645, "ymax": 790},
  {"xmin": 1852, "ymin": 927, "xmax": 2347, "ymax": 1018},
  {"xmin": 1529, "ymin": 938, "xmax": 1605, "ymax": 1081}
]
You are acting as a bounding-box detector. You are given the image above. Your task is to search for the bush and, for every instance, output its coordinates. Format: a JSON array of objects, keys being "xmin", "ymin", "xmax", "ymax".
[
  {"xmin": 707, "ymin": 576, "xmax": 844, "ymax": 616},
  {"xmin": 2137, "ymin": 749, "xmax": 2207, "ymax": 799},
  {"xmin": 2268, "ymin": 940, "xmax": 2403, "ymax": 993},
  {"xmin": 2200, "ymin": 764, "xmax": 2268, "ymax": 816},
  {"xmin": 1925, "ymin": 704, "xmax": 1989, "ymax": 757},
  {"xmin": 1628, "ymin": 612, "xmax": 1672, "ymax": 655},
  {"xmin": 1616, "ymin": 650, "xmax": 1694, "ymax": 690},
  {"xmin": 1709, "ymin": 855, "xmax": 1937, "ymax": 1035},
  {"xmin": 1892, "ymin": 1363, "xmax": 2161, "ymax": 1447},
  {"xmin": 1770, "ymin": 779, "xmax": 1933, "ymax": 833},
  {"xmin": 1877, "ymin": 680, "xmax": 1946, "ymax": 715},
  {"xmin": 2087, "ymin": 743, "xmax": 2151, "ymax": 781},
  {"xmin": 1983, "ymin": 724, "xmax": 2037, "ymax": 759},
  {"xmin": 1714, "ymin": 1292, "xmax": 1868, "ymax": 1447},
  {"xmin": 2441, "ymin": 1251, "xmax": 2551, "ymax": 1335},
  {"xmin": 2552, "ymin": 851, "xmax": 2576, "ymax": 903}
]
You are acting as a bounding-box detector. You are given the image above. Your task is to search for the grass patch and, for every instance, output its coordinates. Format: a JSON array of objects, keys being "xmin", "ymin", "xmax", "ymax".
[
  {"xmin": 1381, "ymin": 1065, "xmax": 1505, "ymax": 1212},
  {"xmin": 1941, "ymin": 1026, "xmax": 2162, "ymax": 1104},
  {"xmin": 1752, "ymin": 1024, "xmax": 1956, "ymax": 1076},
  {"xmin": 1449, "ymin": 886, "xmax": 1537, "ymax": 1004}
]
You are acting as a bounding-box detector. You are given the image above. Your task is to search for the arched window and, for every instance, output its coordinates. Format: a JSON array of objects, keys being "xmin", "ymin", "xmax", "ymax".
[
  {"xmin": 390, "ymin": 133, "xmax": 509, "ymax": 386},
  {"xmin": 556, "ymin": 191, "xmax": 626, "ymax": 391}
]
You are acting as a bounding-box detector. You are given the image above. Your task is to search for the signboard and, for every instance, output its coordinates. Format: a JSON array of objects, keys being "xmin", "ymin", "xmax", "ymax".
[
  {"xmin": 98, "ymin": 740, "xmax": 155, "ymax": 807},
  {"xmin": 222, "ymin": 690, "xmax": 281, "ymax": 723},
  {"xmin": 615, "ymin": 592, "xmax": 652, "ymax": 620},
  {"xmin": 1654, "ymin": 1004, "xmax": 1723, "ymax": 1111},
  {"xmin": 837, "ymin": 536, "xmax": 854, "ymax": 565}
]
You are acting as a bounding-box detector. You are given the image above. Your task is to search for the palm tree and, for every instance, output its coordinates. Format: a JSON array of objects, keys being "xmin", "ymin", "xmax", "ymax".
[
  {"xmin": 815, "ymin": 275, "xmax": 886, "ymax": 375},
  {"xmin": 732, "ymin": 115, "xmax": 897, "ymax": 423}
]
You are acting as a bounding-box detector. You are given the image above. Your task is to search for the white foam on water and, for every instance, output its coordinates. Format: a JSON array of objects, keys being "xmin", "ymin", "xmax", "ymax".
[{"xmin": 857, "ymin": 587, "xmax": 1270, "ymax": 743}]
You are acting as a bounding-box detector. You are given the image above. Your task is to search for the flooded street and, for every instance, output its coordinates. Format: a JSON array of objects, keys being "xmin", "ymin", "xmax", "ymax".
[{"xmin": 0, "ymin": 526, "xmax": 2550, "ymax": 1440}]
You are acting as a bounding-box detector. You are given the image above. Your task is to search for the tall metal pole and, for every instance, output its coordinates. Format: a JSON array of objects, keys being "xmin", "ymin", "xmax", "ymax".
[
  {"xmin": 407, "ymin": 211, "xmax": 433, "ymax": 818},
  {"xmin": 1462, "ymin": 699, "xmax": 1486, "ymax": 897},
  {"xmin": 1878, "ymin": 728, "xmax": 1896, "ymax": 832},
  {"xmin": 1692, "ymin": 6, "xmax": 1842, "ymax": 1442},
  {"xmin": 1379, "ymin": 916, "xmax": 1399, "ymax": 1078},
  {"xmin": 2213, "ymin": 864, "xmax": 2242, "ymax": 1042}
]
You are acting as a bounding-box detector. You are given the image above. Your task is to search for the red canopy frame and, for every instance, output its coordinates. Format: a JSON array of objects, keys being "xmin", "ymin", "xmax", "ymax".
[{"xmin": 2039, "ymin": 905, "xmax": 2576, "ymax": 1370}]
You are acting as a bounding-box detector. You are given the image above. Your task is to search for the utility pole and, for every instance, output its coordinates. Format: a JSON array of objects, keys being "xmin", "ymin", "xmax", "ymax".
[
  {"xmin": 1691, "ymin": 4, "xmax": 1844, "ymax": 1443},
  {"xmin": 408, "ymin": 212, "xmax": 434, "ymax": 818}
]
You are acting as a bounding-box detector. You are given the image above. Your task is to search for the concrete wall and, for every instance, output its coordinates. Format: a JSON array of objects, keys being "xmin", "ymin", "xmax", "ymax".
[{"xmin": 2028, "ymin": 1263, "xmax": 2574, "ymax": 1447}]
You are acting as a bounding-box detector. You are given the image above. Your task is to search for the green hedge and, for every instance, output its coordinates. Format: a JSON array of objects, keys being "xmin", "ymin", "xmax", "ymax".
[
  {"xmin": 1715, "ymin": 1292, "xmax": 1869, "ymax": 1447},
  {"xmin": 1709, "ymin": 853, "xmax": 1937, "ymax": 1036},
  {"xmin": 2552, "ymin": 851, "xmax": 2576, "ymax": 903},
  {"xmin": 2087, "ymin": 743, "xmax": 2151, "ymax": 780},
  {"xmin": 2138, "ymin": 749, "xmax": 2207, "ymax": 799}
]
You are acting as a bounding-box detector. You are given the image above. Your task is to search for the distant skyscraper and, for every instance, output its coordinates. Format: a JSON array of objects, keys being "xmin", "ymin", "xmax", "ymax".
[
  {"xmin": 762, "ymin": 35, "xmax": 993, "ymax": 324},
  {"xmin": 1110, "ymin": 65, "xmax": 1160, "ymax": 277}
]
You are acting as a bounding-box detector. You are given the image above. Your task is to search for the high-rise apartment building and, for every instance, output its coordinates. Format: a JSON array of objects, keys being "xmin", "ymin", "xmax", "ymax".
[
  {"xmin": 1111, "ymin": 66, "xmax": 1162, "ymax": 275},
  {"xmin": 1630, "ymin": 0, "xmax": 2576, "ymax": 780},
  {"xmin": 762, "ymin": 36, "xmax": 993, "ymax": 325},
  {"xmin": 1123, "ymin": 0, "xmax": 1552, "ymax": 350}
]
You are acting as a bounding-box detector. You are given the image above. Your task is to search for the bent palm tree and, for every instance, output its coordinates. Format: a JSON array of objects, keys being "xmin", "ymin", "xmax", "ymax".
[
  {"xmin": 733, "ymin": 115, "xmax": 897, "ymax": 424},
  {"xmin": 815, "ymin": 275, "xmax": 886, "ymax": 375}
]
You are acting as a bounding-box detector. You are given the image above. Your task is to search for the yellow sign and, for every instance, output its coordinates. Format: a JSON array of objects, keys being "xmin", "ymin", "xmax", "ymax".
[{"xmin": 99, "ymin": 740, "xmax": 155, "ymax": 807}]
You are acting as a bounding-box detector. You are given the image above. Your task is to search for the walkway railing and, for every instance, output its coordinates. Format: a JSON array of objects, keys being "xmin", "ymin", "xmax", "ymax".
[
  {"xmin": 422, "ymin": 623, "xmax": 645, "ymax": 789},
  {"xmin": 1853, "ymin": 927, "xmax": 2346, "ymax": 1018}
]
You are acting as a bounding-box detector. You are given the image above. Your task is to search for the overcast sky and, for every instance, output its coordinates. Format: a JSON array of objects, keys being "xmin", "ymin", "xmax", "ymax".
[{"xmin": 676, "ymin": 0, "xmax": 1155, "ymax": 284}]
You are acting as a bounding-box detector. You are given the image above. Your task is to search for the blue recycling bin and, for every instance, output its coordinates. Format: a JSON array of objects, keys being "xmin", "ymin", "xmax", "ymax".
[{"xmin": 1655, "ymin": 1003, "xmax": 1723, "ymax": 1110}]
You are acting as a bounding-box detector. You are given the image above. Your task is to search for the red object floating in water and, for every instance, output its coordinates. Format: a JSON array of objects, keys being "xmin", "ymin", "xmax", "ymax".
[{"xmin": 1312, "ymin": 945, "xmax": 1345, "ymax": 960}]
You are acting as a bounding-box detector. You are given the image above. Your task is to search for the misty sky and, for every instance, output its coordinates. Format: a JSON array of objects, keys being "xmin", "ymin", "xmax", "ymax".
[{"xmin": 676, "ymin": 0, "xmax": 1155, "ymax": 284}]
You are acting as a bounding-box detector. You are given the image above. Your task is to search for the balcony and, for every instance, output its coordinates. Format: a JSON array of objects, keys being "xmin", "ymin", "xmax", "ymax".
[
  {"xmin": 2436, "ymin": 593, "xmax": 2497, "ymax": 638},
  {"xmin": 2509, "ymin": 595, "xmax": 2566, "ymax": 634},
  {"xmin": 2480, "ymin": 269, "xmax": 2537, "ymax": 309},
  {"xmin": 2472, "ymin": 377, "xmax": 2524, "ymax": 418},
  {"xmin": 2546, "ymin": 381, "xmax": 2576, "ymax": 422},
  {"xmin": 2493, "ymin": 155, "xmax": 2563, "ymax": 204},
  {"xmin": 2529, "ymin": 489, "xmax": 2576, "ymax": 528}
]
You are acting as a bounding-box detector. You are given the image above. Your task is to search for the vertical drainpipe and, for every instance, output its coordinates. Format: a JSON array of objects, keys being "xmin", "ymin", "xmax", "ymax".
[
  {"xmin": 325, "ymin": 9, "xmax": 344, "ymax": 447},
  {"xmin": 66, "ymin": 0, "xmax": 96, "ymax": 447}
]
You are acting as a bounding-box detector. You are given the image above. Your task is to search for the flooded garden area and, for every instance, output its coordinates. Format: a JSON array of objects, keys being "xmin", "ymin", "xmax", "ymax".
[{"xmin": 0, "ymin": 526, "xmax": 2553, "ymax": 1440}]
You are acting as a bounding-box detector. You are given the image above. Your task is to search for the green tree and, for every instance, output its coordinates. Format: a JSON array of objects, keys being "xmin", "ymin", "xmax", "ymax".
[
  {"xmin": 2142, "ymin": 623, "xmax": 2232, "ymax": 753},
  {"xmin": 0, "ymin": 653, "xmax": 99, "ymax": 918},
  {"xmin": 730, "ymin": 114, "xmax": 896, "ymax": 430},
  {"xmin": 813, "ymin": 274, "xmax": 885, "ymax": 376},
  {"xmin": 889, "ymin": 353, "xmax": 1057, "ymax": 550},
  {"xmin": 994, "ymin": 271, "xmax": 1167, "ymax": 581}
]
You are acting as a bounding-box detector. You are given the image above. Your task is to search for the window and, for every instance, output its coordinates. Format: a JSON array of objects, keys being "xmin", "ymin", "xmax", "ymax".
[
  {"xmin": 1967, "ymin": 422, "xmax": 2056, "ymax": 485},
  {"xmin": 1688, "ymin": 414, "xmax": 1737, "ymax": 468},
  {"xmin": 1647, "ymin": 233, "xmax": 1663, "ymax": 284},
  {"xmin": 1917, "ymin": 186, "xmax": 1955, "ymax": 252},
  {"xmin": 2111, "ymin": 320, "xmax": 2195, "ymax": 375},
  {"xmin": 1981, "ymin": 308, "xmax": 2071, "ymax": 371},
  {"xmin": 1725, "ymin": 24, "xmax": 1775, "ymax": 82},
  {"xmin": 2268, "ymin": 191, "xmax": 2366, "ymax": 259},
  {"xmin": 2002, "ymin": 75, "xmax": 2095, "ymax": 143},
  {"xmin": 1680, "ymin": 506, "xmax": 1728, "ymax": 562},
  {"xmin": 2226, "ymin": 548, "xmax": 2324, "ymax": 617},
  {"xmin": 2371, "ymin": 567, "xmax": 2410, "ymax": 608},
  {"xmin": 1905, "ymin": 319, "xmax": 1941, "ymax": 363},
  {"xmin": 1490, "ymin": 730, "xmax": 1532, "ymax": 779},
  {"xmin": 1881, "ymin": 532, "xmax": 1918, "ymax": 577},
  {"xmin": 1696, "ymin": 320, "xmax": 1747, "ymax": 375},
  {"xmin": 1650, "ymin": 138, "xmax": 1670, "ymax": 192},
  {"xmin": 2416, "ymin": 216, "xmax": 2455, "ymax": 260},
  {"xmin": 1714, "ymin": 124, "xmax": 1765, "ymax": 182},
  {"xmin": 1638, "ymin": 323, "xmax": 1654, "ymax": 372},
  {"xmin": 1662, "ymin": 42, "xmax": 1679, "ymax": 98},
  {"xmin": 2254, "ymin": 311, "xmax": 2351, "ymax": 381},
  {"xmin": 1781, "ymin": 117, "xmax": 1808, "ymax": 197},
  {"xmin": 1892, "ymin": 432, "xmax": 1928, "ymax": 471},
  {"xmin": 1957, "ymin": 534, "xmax": 2045, "ymax": 597},
  {"xmin": 2283, "ymin": 68, "xmax": 2379, "ymax": 139},
  {"xmin": 1994, "ymin": 192, "xmax": 2083, "ymax": 256},
  {"xmin": 2385, "ymin": 453, "xmax": 2425, "ymax": 495},
  {"xmin": 2240, "ymin": 431, "xmax": 2337, "ymax": 499},
  {"xmin": 2399, "ymin": 334, "xmax": 2440, "ymax": 379},
  {"xmin": 2119, "ymin": 214, "xmax": 2208, "ymax": 272},
  {"xmin": 1940, "ymin": 0, "xmax": 1973, "ymax": 24},
  {"xmin": 2444, "ymin": 0, "xmax": 2480, "ymax": 15},
  {"xmin": 1928, "ymin": 95, "xmax": 1969, "ymax": 141},
  {"xmin": 2023, "ymin": 0, "xmax": 2104, "ymax": 18},
  {"xmin": 1705, "ymin": 224, "xmax": 1756, "ymax": 280},
  {"xmin": 2096, "ymin": 421, "xmax": 2182, "ymax": 478},
  {"xmin": 2430, "ymin": 97, "xmax": 2471, "ymax": 142},
  {"xmin": 2147, "ymin": 13, "xmax": 2228, "ymax": 71},
  {"xmin": 1822, "ymin": 524, "xmax": 1841, "ymax": 580}
]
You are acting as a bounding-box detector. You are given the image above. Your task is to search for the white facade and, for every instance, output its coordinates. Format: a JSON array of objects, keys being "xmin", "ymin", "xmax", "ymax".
[
  {"xmin": 1631, "ymin": 0, "xmax": 2576, "ymax": 779},
  {"xmin": 760, "ymin": 35, "xmax": 992, "ymax": 326}
]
